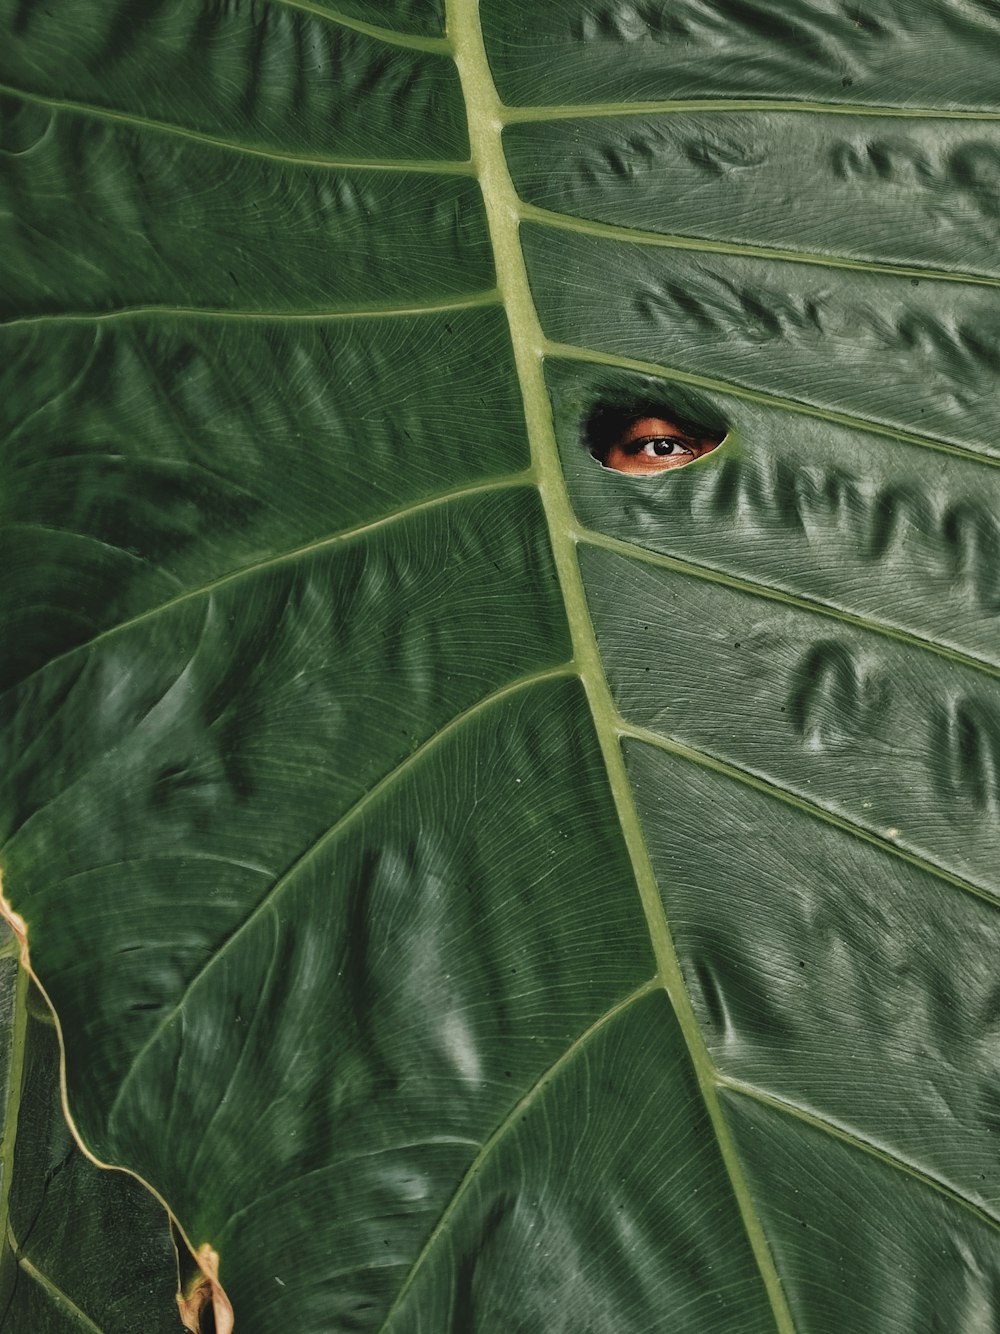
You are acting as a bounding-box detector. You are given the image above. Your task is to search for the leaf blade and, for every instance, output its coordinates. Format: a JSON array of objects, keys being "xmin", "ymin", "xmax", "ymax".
[{"xmin": 3, "ymin": 0, "xmax": 1000, "ymax": 1328}]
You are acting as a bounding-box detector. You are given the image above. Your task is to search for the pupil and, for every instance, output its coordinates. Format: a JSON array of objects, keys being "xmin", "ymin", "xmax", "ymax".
[{"xmin": 653, "ymin": 439, "xmax": 673, "ymax": 456}]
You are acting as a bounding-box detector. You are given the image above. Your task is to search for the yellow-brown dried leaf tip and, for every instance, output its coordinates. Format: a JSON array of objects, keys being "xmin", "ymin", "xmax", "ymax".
[{"xmin": 178, "ymin": 1244, "xmax": 234, "ymax": 1333}]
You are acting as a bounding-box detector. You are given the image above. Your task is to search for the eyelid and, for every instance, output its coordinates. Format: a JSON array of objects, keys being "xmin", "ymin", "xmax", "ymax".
[
  {"xmin": 620, "ymin": 415, "xmax": 690, "ymax": 442},
  {"xmin": 589, "ymin": 406, "xmax": 726, "ymax": 475}
]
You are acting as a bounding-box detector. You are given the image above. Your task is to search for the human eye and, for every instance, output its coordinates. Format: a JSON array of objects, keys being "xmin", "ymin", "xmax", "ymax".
[
  {"xmin": 638, "ymin": 436, "xmax": 693, "ymax": 460},
  {"xmin": 602, "ymin": 416, "xmax": 710, "ymax": 475}
]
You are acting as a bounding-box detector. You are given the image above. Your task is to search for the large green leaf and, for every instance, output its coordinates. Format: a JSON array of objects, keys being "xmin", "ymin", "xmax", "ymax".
[{"xmin": 3, "ymin": 0, "xmax": 1000, "ymax": 1328}]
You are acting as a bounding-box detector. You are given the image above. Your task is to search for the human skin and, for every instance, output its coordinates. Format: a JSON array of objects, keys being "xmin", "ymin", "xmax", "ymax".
[{"xmin": 601, "ymin": 415, "xmax": 721, "ymax": 475}]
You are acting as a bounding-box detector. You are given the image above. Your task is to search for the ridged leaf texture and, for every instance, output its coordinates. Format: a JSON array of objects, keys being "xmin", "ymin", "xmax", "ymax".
[{"xmin": 3, "ymin": 1, "xmax": 1000, "ymax": 1329}]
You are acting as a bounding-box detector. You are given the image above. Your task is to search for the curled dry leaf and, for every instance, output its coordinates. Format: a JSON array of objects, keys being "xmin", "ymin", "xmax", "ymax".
[{"xmin": 177, "ymin": 1245, "xmax": 235, "ymax": 1334}]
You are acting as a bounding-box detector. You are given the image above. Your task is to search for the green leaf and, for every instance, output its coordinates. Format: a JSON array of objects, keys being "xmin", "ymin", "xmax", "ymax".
[
  {"xmin": 3, "ymin": 0, "xmax": 1000, "ymax": 1329},
  {"xmin": 0, "ymin": 931, "xmax": 179, "ymax": 1332}
]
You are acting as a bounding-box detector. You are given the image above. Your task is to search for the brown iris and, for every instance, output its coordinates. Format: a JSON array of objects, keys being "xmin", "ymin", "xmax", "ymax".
[{"xmin": 601, "ymin": 415, "xmax": 721, "ymax": 475}]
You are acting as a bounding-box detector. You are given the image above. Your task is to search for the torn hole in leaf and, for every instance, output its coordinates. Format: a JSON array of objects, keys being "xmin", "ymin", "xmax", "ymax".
[{"xmin": 585, "ymin": 400, "xmax": 727, "ymax": 476}]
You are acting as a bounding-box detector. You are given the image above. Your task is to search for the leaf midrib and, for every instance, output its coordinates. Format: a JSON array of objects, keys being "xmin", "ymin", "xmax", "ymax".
[
  {"xmin": 448, "ymin": 1, "xmax": 796, "ymax": 1330},
  {"xmin": 12, "ymin": 454, "xmax": 996, "ymax": 720},
  {"xmin": 9, "ymin": 497, "xmax": 992, "ymax": 915},
  {"xmin": 9, "ymin": 4, "xmax": 990, "ymax": 1325}
]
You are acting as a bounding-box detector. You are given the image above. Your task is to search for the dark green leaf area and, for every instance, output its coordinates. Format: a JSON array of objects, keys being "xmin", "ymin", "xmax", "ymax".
[
  {"xmin": 627, "ymin": 740, "xmax": 1000, "ymax": 1222},
  {"xmin": 102, "ymin": 681, "xmax": 655, "ymax": 1329},
  {"xmin": 0, "ymin": 1, "xmax": 459, "ymax": 158},
  {"xmin": 582, "ymin": 543, "xmax": 999, "ymax": 894},
  {"xmin": 0, "ymin": 951, "xmax": 19, "ymax": 1317},
  {"xmin": 1, "ymin": 120, "xmax": 490, "ymax": 319},
  {"xmin": 551, "ymin": 362, "xmax": 1000, "ymax": 671},
  {"xmin": 1, "ymin": 997, "xmax": 178, "ymax": 1334},
  {"xmin": 385, "ymin": 991, "xmax": 775, "ymax": 1334},
  {"xmin": 482, "ymin": 0, "xmax": 1000, "ymax": 109},
  {"xmin": 289, "ymin": 0, "xmax": 446, "ymax": 39},
  {"xmin": 0, "ymin": 308, "xmax": 525, "ymax": 690},
  {"xmin": 722, "ymin": 1091, "xmax": 1000, "ymax": 1334},
  {"xmin": 0, "ymin": 947, "xmax": 18, "ymax": 1127},
  {"xmin": 507, "ymin": 115, "xmax": 1000, "ymax": 276},
  {"xmin": 2, "ymin": 488, "xmax": 572, "ymax": 1137},
  {"xmin": 524, "ymin": 226, "xmax": 999, "ymax": 454}
]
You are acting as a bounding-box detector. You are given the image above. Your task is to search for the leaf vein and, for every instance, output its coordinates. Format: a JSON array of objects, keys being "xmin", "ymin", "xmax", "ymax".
[
  {"xmin": 2, "ymin": 473, "xmax": 529, "ymax": 702},
  {"xmin": 0, "ymin": 291, "xmax": 501, "ymax": 331},
  {"xmin": 450, "ymin": 1, "xmax": 798, "ymax": 1328},
  {"xmin": 502, "ymin": 99, "xmax": 1000, "ymax": 124},
  {"xmin": 0, "ymin": 81, "xmax": 471, "ymax": 175},
  {"xmin": 545, "ymin": 340, "xmax": 1000, "ymax": 469},
  {"xmin": 104, "ymin": 664, "xmax": 577, "ymax": 1137},
  {"xmin": 7, "ymin": 1227, "xmax": 106, "ymax": 1334},
  {"xmin": 520, "ymin": 202, "xmax": 1000, "ymax": 290},
  {"xmin": 263, "ymin": 0, "xmax": 451, "ymax": 53},
  {"xmin": 720, "ymin": 1080, "xmax": 1000, "ymax": 1237},
  {"xmin": 375, "ymin": 979, "xmax": 661, "ymax": 1333},
  {"xmin": 576, "ymin": 527, "xmax": 1000, "ymax": 681},
  {"xmin": 619, "ymin": 720, "xmax": 1000, "ymax": 910},
  {"xmin": 217, "ymin": 1136, "xmax": 482, "ymax": 1241}
]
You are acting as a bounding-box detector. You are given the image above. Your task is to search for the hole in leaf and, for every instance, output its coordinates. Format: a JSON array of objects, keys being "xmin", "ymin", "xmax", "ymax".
[{"xmin": 585, "ymin": 401, "xmax": 726, "ymax": 476}]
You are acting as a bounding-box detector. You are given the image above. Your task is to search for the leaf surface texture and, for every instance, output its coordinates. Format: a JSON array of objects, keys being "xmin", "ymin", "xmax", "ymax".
[{"xmin": 2, "ymin": 0, "xmax": 1000, "ymax": 1330}]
